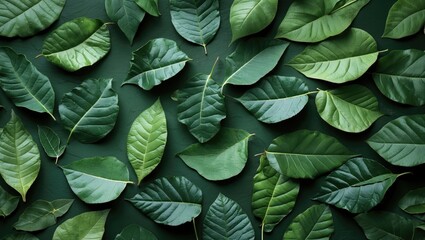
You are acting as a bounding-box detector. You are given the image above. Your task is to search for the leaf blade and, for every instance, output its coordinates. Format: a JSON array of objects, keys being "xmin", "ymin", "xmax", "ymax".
[
  {"xmin": 134, "ymin": 0, "xmax": 160, "ymax": 17},
  {"xmin": 115, "ymin": 224, "xmax": 158, "ymax": 240},
  {"xmin": 0, "ymin": 185, "xmax": 19, "ymax": 218},
  {"xmin": 399, "ymin": 187, "xmax": 425, "ymax": 215},
  {"xmin": 38, "ymin": 126, "xmax": 65, "ymax": 162},
  {"xmin": 383, "ymin": 0, "xmax": 425, "ymax": 39}
]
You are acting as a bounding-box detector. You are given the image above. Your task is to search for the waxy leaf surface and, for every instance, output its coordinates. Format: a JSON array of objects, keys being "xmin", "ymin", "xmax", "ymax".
[
  {"xmin": 399, "ymin": 187, "xmax": 425, "ymax": 216},
  {"xmin": 134, "ymin": 0, "xmax": 160, "ymax": 16},
  {"xmin": 0, "ymin": 185, "xmax": 19, "ymax": 218},
  {"xmin": 38, "ymin": 126, "xmax": 65, "ymax": 163},
  {"xmin": 2, "ymin": 233, "xmax": 39, "ymax": 240},
  {"xmin": 383, "ymin": 0, "xmax": 425, "ymax": 39},
  {"xmin": 115, "ymin": 224, "xmax": 158, "ymax": 240}
]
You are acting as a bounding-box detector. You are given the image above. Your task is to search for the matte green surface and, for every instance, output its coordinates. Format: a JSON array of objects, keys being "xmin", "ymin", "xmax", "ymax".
[{"xmin": 0, "ymin": 0, "xmax": 424, "ymax": 239}]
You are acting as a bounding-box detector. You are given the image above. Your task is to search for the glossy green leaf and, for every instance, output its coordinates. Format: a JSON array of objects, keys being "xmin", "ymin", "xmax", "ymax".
[
  {"xmin": 42, "ymin": 17, "xmax": 111, "ymax": 72},
  {"xmin": 288, "ymin": 28, "xmax": 379, "ymax": 83},
  {"xmin": 0, "ymin": 111, "xmax": 40, "ymax": 202},
  {"xmin": 170, "ymin": 0, "xmax": 220, "ymax": 54},
  {"xmin": 204, "ymin": 193, "xmax": 255, "ymax": 240},
  {"xmin": 128, "ymin": 99, "xmax": 167, "ymax": 185},
  {"xmin": 0, "ymin": 47, "xmax": 55, "ymax": 120},
  {"xmin": 115, "ymin": 224, "xmax": 158, "ymax": 240},
  {"xmin": 123, "ymin": 38, "xmax": 191, "ymax": 90},
  {"xmin": 2, "ymin": 233, "xmax": 39, "ymax": 240},
  {"xmin": 399, "ymin": 187, "xmax": 425, "ymax": 215},
  {"xmin": 367, "ymin": 114, "xmax": 425, "ymax": 167},
  {"xmin": 38, "ymin": 126, "xmax": 65, "ymax": 164},
  {"xmin": 315, "ymin": 84, "xmax": 383, "ymax": 133},
  {"xmin": 237, "ymin": 75, "xmax": 309, "ymax": 124},
  {"xmin": 129, "ymin": 176, "xmax": 202, "ymax": 226},
  {"xmin": 283, "ymin": 204, "xmax": 334, "ymax": 240},
  {"xmin": 59, "ymin": 78, "xmax": 119, "ymax": 143},
  {"xmin": 373, "ymin": 49, "xmax": 425, "ymax": 106},
  {"xmin": 383, "ymin": 0, "xmax": 425, "ymax": 39},
  {"xmin": 266, "ymin": 129, "xmax": 355, "ymax": 179},
  {"xmin": 134, "ymin": 0, "xmax": 160, "ymax": 16},
  {"xmin": 230, "ymin": 0, "xmax": 278, "ymax": 43},
  {"xmin": 0, "ymin": 0, "xmax": 65, "ymax": 37},
  {"xmin": 52, "ymin": 210, "xmax": 109, "ymax": 240},
  {"xmin": 252, "ymin": 155, "xmax": 299, "ymax": 233},
  {"xmin": 105, "ymin": 0, "xmax": 145, "ymax": 44},
  {"xmin": 13, "ymin": 199, "xmax": 73, "ymax": 231},
  {"xmin": 178, "ymin": 128, "xmax": 253, "ymax": 181},
  {"xmin": 0, "ymin": 185, "xmax": 19, "ymax": 218},
  {"xmin": 61, "ymin": 156, "xmax": 131, "ymax": 204},
  {"xmin": 276, "ymin": 0, "xmax": 370, "ymax": 42}
]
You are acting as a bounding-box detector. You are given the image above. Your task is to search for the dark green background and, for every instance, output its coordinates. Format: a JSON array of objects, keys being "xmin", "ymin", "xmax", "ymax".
[{"xmin": 1, "ymin": 0, "xmax": 424, "ymax": 239}]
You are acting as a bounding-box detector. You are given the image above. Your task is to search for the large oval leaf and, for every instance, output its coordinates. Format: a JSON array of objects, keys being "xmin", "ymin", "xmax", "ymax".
[
  {"xmin": 0, "ymin": 111, "xmax": 40, "ymax": 202},
  {"xmin": 367, "ymin": 114, "xmax": 425, "ymax": 167},
  {"xmin": 315, "ymin": 84, "xmax": 383, "ymax": 133},
  {"xmin": 170, "ymin": 0, "xmax": 220, "ymax": 54},
  {"xmin": 204, "ymin": 193, "xmax": 255, "ymax": 240},
  {"xmin": 399, "ymin": 187, "xmax": 425, "ymax": 215},
  {"xmin": 288, "ymin": 28, "xmax": 379, "ymax": 83},
  {"xmin": 115, "ymin": 224, "xmax": 157, "ymax": 240},
  {"xmin": 59, "ymin": 78, "xmax": 119, "ymax": 143},
  {"xmin": 38, "ymin": 126, "xmax": 66, "ymax": 164},
  {"xmin": 276, "ymin": 0, "xmax": 370, "ymax": 42},
  {"xmin": 42, "ymin": 17, "xmax": 111, "ymax": 72},
  {"xmin": 178, "ymin": 128, "xmax": 253, "ymax": 181},
  {"xmin": 3, "ymin": 233, "xmax": 39, "ymax": 240},
  {"xmin": 383, "ymin": 0, "xmax": 425, "ymax": 39},
  {"xmin": 0, "ymin": 47, "xmax": 55, "ymax": 120},
  {"xmin": 134, "ymin": 0, "xmax": 160, "ymax": 17},
  {"xmin": 373, "ymin": 49, "xmax": 425, "ymax": 106},
  {"xmin": 0, "ymin": 185, "xmax": 19, "ymax": 218},
  {"xmin": 127, "ymin": 99, "xmax": 167, "ymax": 185},
  {"xmin": 252, "ymin": 155, "xmax": 299, "ymax": 233},
  {"xmin": 123, "ymin": 38, "xmax": 191, "ymax": 90},
  {"xmin": 128, "ymin": 176, "xmax": 202, "ymax": 226},
  {"xmin": 237, "ymin": 75, "xmax": 309, "ymax": 124},
  {"xmin": 61, "ymin": 156, "xmax": 131, "ymax": 204},
  {"xmin": 266, "ymin": 129, "xmax": 356, "ymax": 179},
  {"xmin": 0, "ymin": 0, "xmax": 65, "ymax": 37}
]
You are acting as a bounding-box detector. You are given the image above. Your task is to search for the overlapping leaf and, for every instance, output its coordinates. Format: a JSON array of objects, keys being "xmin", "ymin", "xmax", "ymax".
[
  {"xmin": 38, "ymin": 126, "xmax": 66, "ymax": 163},
  {"xmin": 2, "ymin": 233, "xmax": 39, "ymax": 240},
  {"xmin": 134, "ymin": 0, "xmax": 160, "ymax": 16},
  {"xmin": 0, "ymin": 185, "xmax": 19, "ymax": 217},
  {"xmin": 115, "ymin": 224, "xmax": 158, "ymax": 240},
  {"xmin": 399, "ymin": 187, "xmax": 425, "ymax": 215},
  {"xmin": 383, "ymin": 0, "xmax": 425, "ymax": 39}
]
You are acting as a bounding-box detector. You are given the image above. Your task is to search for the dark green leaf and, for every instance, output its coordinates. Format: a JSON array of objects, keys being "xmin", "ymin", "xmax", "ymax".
[
  {"xmin": 2, "ymin": 233, "xmax": 39, "ymax": 240},
  {"xmin": 0, "ymin": 185, "xmax": 19, "ymax": 218},
  {"xmin": 383, "ymin": 0, "xmax": 425, "ymax": 39},
  {"xmin": 38, "ymin": 126, "xmax": 65, "ymax": 163},
  {"xmin": 115, "ymin": 224, "xmax": 157, "ymax": 240},
  {"xmin": 134, "ymin": 0, "xmax": 160, "ymax": 17},
  {"xmin": 399, "ymin": 187, "xmax": 425, "ymax": 215}
]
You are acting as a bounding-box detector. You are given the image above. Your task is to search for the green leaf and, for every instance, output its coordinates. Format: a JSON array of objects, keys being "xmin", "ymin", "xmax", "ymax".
[
  {"xmin": 399, "ymin": 187, "xmax": 425, "ymax": 215},
  {"xmin": 123, "ymin": 38, "xmax": 191, "ymax": 90},
  {"xmin": 288, "ymin": 28, "xmax": 379, "ymax": 83},
  {"xmin": 59, "ymin": 78, "xmax": 119, "ymax": 143},
  {"xmin": 0, "ymin": 0, "xmax": 66, "ymax": 37},
  {"xmin": 178, "ymin": 128, "xmax": 253, "ymax": 181},
  {"xmin": 383, "ymin": 0, "xmax": 425, "ymax": 39},
  {"xmin": 252, "ymin": 155, "xmax": 299, "ymax": 233},
  {"xmin": 105, "ymin": 0, "xmax": 145, "ymax": 44},
  {"xmin": 0, "ymin": 185, "xmax": 19, "ymax": 218},
  {"xmin": 128, "ymin": 176, "xmax": 202, "ymax": 226},
  {"xmin": 223, "ymin": 38, "xmax": 289, "ymax": 88},
  {"xmin": 13, "ymin": 199, "xmax": 73, "ymax": 232},
  {"xmin": 52, "ymin": 210, "xmax": 110, "ymax": 240},
  {"xmin": 38, "ymin": 126, "xmax": 66, "ymax": 164},
  {"xmin": 41, "ymin": 17, "xmax": 111, "ymax": 72},
  {"xmin": 134, "ymin": 0, "xmax": 160, "ymax": 17},
  {"xmin": 314, "ymin": 157, "xmax": 400, "ymax": 213},
  {"xmin": 229, "ymin": 0, "xmax": 278, "ymax": 43},
  {"xmin": 170, "ymin": 0, "xmax": 220, "ymax": 54},
  {"xmin": 115, "ymin": 224, "xmax": 158, "ymax": 240},
  {"xmin": 0, "ymin": 111, "xmax": 40, "ymax": 202},
  {"xmin": 373, "ymin": 49, "xmax": 425, "ymax": 106},
  {"xmin": 61, "ymin": 156, "xmax": 131, "ymax": 204},
  {"xmin": 315, "ymin": 84, "xmax": 383, "ymax": 133},
  {"xmin": 367, "ymin": 114, "xmax": 425, "ymax": 167},
  {"xmin": 276, "ymin": 0, "xmax": 370, "ymax": 42},
  {"xmin": 0, "ymin": 47, "xmax": 55, "ymax": 120},
  {"xmin": 283, "ymin": 204, "xmax": 334, "ymax": 240},
  {"xmin": 203, "ymin": 193, "xmax": 255, "ymax": 240},
  {"xmin": 2, "ymin": 233, "xmax": 39, "ymax": 240},
  {"xmin": 127, "ymin": 99, "xmax": 167, "ymax": 185},
  {"xmin": 237, "ymin": 75, "xmax": 309, "ymax": 124}
]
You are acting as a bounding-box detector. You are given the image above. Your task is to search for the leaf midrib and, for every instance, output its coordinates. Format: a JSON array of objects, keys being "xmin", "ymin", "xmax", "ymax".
[
  {"xmin": 385, "ymin": 7, "xmax": 425, "ymax": 35},
  {"xmin": 66, "ymin": 168, "xmax": 132, "ymax": 184},
  {"xmin": 241, "ymin": 92, "xmax": 308, "ymax": 103},
  {"xmin": 324, "ymin": 90, "xmax": 382, "ymax": 117},
  {"xmin": 267, "ymin": 151, "xmax": 353, "ymax": 157},
  {"xmin": 373, "ymin": 72, "xmax": 425, "ymax": 80},
  {"xmin": 1, "ymin": 0, "xmax": 44, "ymax": 25},
  {"xmin": 289, "ymin": 51, "xmax": 378, "ymax": 66}
]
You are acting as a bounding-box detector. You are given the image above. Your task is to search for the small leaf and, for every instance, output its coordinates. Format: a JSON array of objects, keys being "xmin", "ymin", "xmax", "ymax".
[
  {"xmin": 38, "ymin": 126, "xmax": 66, "ymax": 163},
  {"xmin": 123, "ymin": 38, "xmax": 191, "ymax": 90},
  {"xmin": 2, "ymin": 233, "xmax": 39, "ymax": 240},
  {"xmin": 115, "ymin": 224, "xmax": 157, "ymax": 240},
  {"xmin": 383, "ymin": 0, "xmax": 425, "ymax": 39},
  {"xmin": 399, "ymin": 187, "xmax": 425, "ymax": 215},
  {"xmin": 41, "ymin": 17, "xmax": 111, "ymax": 72},
  {"xmin": 203, "ymin": 193, "xmax": 255, "ymax": 240},
  {"xmin": 128, "ymin": 176, "xmax": 202, "ymax": 226},
  {"xmin": 0, "ymin": 185, "xmax": 19, "ymax": 218},
  {"xmin": 134, "ymin": 0, "xmax": 160, "ymax": 17},
  {"xmin": 178, "ymin": 128, "xmax": 253, "ymax": 181}
]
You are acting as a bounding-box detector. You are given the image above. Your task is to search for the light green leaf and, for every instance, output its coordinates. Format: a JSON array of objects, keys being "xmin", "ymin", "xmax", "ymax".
[
  {"xmin": 373, "ymin": 49, "xmax": 425, "ymax": 106},
  {"xmin": 2, "ymin": 233, "xmax": 39, "ymax": 240},
  {"xmin": 252, "ymin": 155, "xmax": 299, "ymax": 233},
  {"xmin": 276, "ymin": 0, "xmax": 370, "ymax": 42},
  {"xmin": 383, "ymin": 0, "xmax": 425, "ymax": 39},
  {"xmin": 283, "ymin": 204, "xmax": 334, "ymax": 240},
  {"xmin": 134, "ymin": 0, "xmax": 160, "ymax": 16},
  {"xmin": 0, "ymin": 185, "xmax": 19, "ymax": 218},
  {"xmin": 115, "ymin": 224, "xmax": 157, "ymax": 240},
  {"xmin": 13, "ymin": 199, "xmax": 73, "ymax": 232},
  {"xmin": 123, "ymin": 38, "xmax": 191, "ymax": 90},
  {"xmin": 128, "ymin": 176, "xmax": 202, "ymax": 226},
  {"xmin": 367, "ymin": 114, "xmax": 425, "ymax": 167},
  {"xmin": 266, "ymin": 129, "xmax": 356, "ymax": 179},
  {"xmin": 0, "ymin": 0, "xmax": 65, "ymax": 37},
  {"xmin": 128, "ymin": 99, "xmax": 167, "ymax": 185},
  {"xmin": 0, "ymin": 47, "xmax": 55, "ymax": 120},
  {"xmin": 288, "ymin": 28, "xmax": 379, "ymax": 83},
  {"xmin": 59, "ymin": 78, "xmax": 119, "ymax": 143},
  {"xmin": 178, "ymin": 128, "xmax": 253, "ymax": 181},
  {"xmin": 0, "ymin": 111, "xmax": 40, "ymax": 202},
  {"xmin": 38, "ymin": 126, "xmax": 65, "ymax": 164},
  {"xmin": 399, "ymin": 187, "xmax": 425, "ymax": 215},
  {"xmin": 315, "ymin": 84, "xmax": 383, "ymax": 133},
  {"xmin": 237, "ymin": 75, "xmax": 309, "ymax": 124},
  {"xmin": 41, "ymin": 17, "xmax": 111, "ymax": 72},
  {"xmin": 204, "ymin": 193, "xmax": 255, "ymax": 240}
]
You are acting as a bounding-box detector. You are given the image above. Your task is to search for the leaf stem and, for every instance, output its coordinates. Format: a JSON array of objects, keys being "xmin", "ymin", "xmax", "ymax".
[
  {"xmin": 193, "ymin": 218, "xmax": 199, "ymax": 240},
  {"xmin": 35, "ymin": 54, "xmax": 43, "ymax": 59},
  {"xmin": 261, "ymin": 223, "xmax": 265, "ymax": 240},
  {"xmin": 306, "ymin": 90, "xmax": 319, "ymax": 95},
  {"xmin": 203, "ymin": 44, "xmax": 208, "ymax": 55}
]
